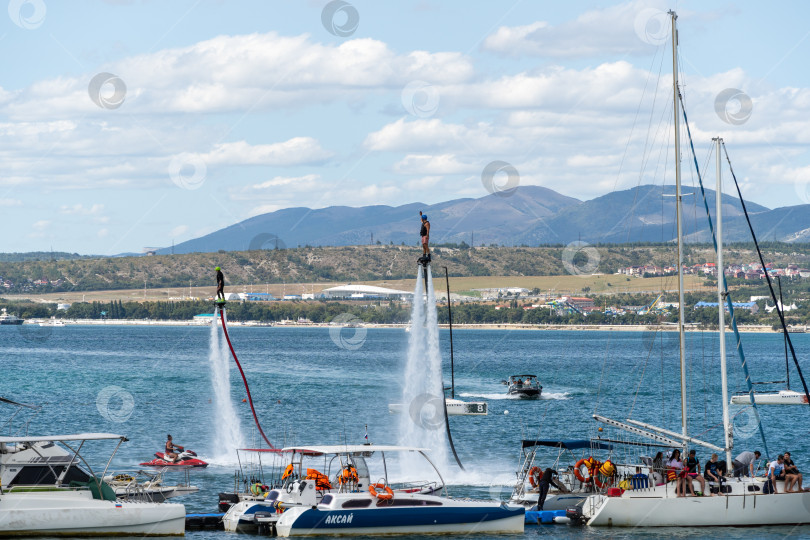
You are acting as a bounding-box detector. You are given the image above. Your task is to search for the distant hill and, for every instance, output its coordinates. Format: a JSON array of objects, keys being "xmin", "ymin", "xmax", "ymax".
[
  {"xmin": 154, "ymin": 184, "xmax": 794, "ymax": 255},
  {"xmin": 156, "ymin": 185, "xmax": 580, "ymax": 254},
  {"xmin": 0, "ymin": 252, "xmax": 91, "ymax": 262},
  {"xmin": 3, "ymin": 243, "xmax": 810, "ymax": 296}
]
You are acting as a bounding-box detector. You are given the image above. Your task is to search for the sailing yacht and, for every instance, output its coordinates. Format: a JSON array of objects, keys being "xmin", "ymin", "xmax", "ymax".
[{"xmin": 579, "ymin": 12, "xmax": 810, "ymax": 527}]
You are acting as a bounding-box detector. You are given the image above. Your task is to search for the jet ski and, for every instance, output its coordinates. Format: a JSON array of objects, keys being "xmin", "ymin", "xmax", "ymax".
[{"xmin": 140, "ymin": 449, "xmax": 208, "ymax": 468}]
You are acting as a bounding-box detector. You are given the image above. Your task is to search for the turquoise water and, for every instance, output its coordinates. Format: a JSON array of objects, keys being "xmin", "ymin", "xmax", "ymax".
[{"xmin": 2, "ymin": 324, "xmax": 810, "ymax": 539}]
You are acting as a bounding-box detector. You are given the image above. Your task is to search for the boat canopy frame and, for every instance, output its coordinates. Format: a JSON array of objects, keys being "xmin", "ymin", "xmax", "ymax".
[{"xmin": 0, "ymin": 433, "xmax": 128, "ymax": 498}]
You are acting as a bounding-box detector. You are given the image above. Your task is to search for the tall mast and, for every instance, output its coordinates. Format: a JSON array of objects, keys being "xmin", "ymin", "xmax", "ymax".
[
  {"xmin": 670, "ymin": 10, "xmax": 688, "ymax": 441},
  {"xmin": 715, "ymin": 136, "xmax": 732, "ymax": 466}
]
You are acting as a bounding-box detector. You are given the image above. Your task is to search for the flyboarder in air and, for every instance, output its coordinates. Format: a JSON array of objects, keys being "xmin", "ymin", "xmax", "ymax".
[
  {"xmin": 418, "ymin": 211, "xmax": 431, "ymax": 266},
  {"xmin": 215, "ymin": 266, "xmax": 225, "ymax": 302}
]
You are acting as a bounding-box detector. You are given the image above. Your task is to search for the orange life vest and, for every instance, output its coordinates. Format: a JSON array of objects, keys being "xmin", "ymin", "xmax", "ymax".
[{"xmin": 306, "ymin": 468, "xmax": 332, "ymax": 490}]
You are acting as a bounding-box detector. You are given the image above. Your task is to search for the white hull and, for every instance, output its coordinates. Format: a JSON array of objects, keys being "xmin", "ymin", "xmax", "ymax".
[
  {"xmin": 0, "ymin": 490, "xmax": 186, "ymax": 536},
  {"xmin": 388, "ymin": 398, "xmax": 487, "ymax": 416},
  {"xmin": 731, "ymin": 390, "xmax": 808, "ymax": 405},
  {"xmin": 222, "ymin": 499, "xmax": 266, "ymax": 532},
  {"xmin": 585, "ymin": 480, "xmax": 810, "ymax": 527}
]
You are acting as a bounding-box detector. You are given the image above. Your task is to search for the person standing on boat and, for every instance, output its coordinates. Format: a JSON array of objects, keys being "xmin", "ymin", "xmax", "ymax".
[
  {"xmin": 535, "ymin": 468, "xmax": 557, "ymax": 511},
  {"xmin": 419, "ymin": 211, "xmax": 430, "ymax": 261},
  {"xmin": 731, "ymin": 450, "xmax": 761, "ymax": 478},
  {"xmin": 215, "ymin": 266, "xmax": 225, "ymax": 301}
]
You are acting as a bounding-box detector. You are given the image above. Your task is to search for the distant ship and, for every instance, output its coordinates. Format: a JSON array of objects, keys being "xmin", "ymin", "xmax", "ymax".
[{"xmin": 0, "ymin": 308, "xmax": 23, "ymax": 325}]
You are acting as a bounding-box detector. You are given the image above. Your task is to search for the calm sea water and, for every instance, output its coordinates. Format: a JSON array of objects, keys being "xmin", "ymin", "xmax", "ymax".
[{"xmin": 2, "ymin": 323, "xmax": 810, "ymax": 539}]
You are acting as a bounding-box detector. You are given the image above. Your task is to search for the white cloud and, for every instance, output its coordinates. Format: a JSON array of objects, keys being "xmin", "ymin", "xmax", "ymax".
[
  {"xmin": 169, "ymin": 225, "xmax": 189, "ymax": 238},
  {"xmin": 202, "ymin": 138, "xmax": 333, "ymax": 166},
  {"xmin": 482, "ymin": 0, "xmax": 670, "ymax": 58},
  {"xmin": 0, "ymin": 198, "xmax": 22, "ymax": 206},
  {"xmin": 59, "ymin": 203, "xmax": 104, "ymax": 215},
  {"xmin": 250, "ymin": 174, "xmax": 321, "ymax": 190},
  {"xmin": 394, "ymin": 154, "xmax": 477, "ymax": 175},
  {"xmin": 4, "ymin": 33, "xmax": 475, "ymax": 120},
  {"xmin": 32, "ymin": 220, "xmax": 50, "ymax": 230}
]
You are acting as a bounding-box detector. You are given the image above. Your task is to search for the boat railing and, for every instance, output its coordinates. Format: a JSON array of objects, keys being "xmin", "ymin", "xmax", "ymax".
[{"xmin": 3, "ymin": 484, "xmax": 83, "ymax": 494}]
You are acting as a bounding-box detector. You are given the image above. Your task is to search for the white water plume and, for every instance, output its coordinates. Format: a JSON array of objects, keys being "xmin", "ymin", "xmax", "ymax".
[
  {"xmin": 397, "ymin": 266, "xmax": 449, "ymax": 477},
  {"xmin": 208, "ymin": 307, "xmax": 244, "ymax": 464}
]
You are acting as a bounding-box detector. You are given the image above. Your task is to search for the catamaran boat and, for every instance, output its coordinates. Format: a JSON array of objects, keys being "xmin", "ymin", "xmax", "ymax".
[
  {"xmin": 506, "ymin": 375, "xmax": 542, "ymax": 399},
  {"xmin": 0, "ymin": 308, "xmax": 23, "ymax": 325},
  {"xmin": 576, "ymin": 11, "xmax": 810, "ymax": 527},
  {"xmin": 0, "ymin": 433, "xmax": 186, "ymax": 535},
  {"xmin": 223, "ymin": 444, "xmax": 524, "ymax": 536}
]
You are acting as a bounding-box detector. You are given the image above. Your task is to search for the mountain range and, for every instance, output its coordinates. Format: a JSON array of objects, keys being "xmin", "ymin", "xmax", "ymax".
[{"xmin": 157, "ymin": 184, "xmax": 810, "ymax": 255}]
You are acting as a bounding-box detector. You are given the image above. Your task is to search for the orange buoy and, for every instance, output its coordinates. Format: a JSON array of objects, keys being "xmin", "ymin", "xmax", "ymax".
[{"xmin": 369, "ymin": 483, "xmax": 394, "ymax": 500}]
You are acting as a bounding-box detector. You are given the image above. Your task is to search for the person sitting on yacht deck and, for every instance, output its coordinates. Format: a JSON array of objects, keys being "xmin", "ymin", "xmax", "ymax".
[
  {"xmin": 631, "ymin": 467, "xmax": 649, "ymax": 490},
  {"xmin": 732, "ymin": 450, "xmax": 760, "ymax": 478},
  {"xmin": 685, "ymin": 449, "xmax": 706, "ymax": 496},
  {"xmin": 784, "ymin": 452, "xmax": 804, "ymax": 493},
  {"xmin": 704, "ymin": 453, "xmax": 724, "ymax": 489},
  {"xmin": 652, "ymin": 452, "xmax": 665, "ymax": 485},
  {"xmin": 766, "ymin": 454, "xmax": 786, "ymax": 494},
  {"xmin": 667, "ymin": 449, "xmax": 691, "ymax": 497}
]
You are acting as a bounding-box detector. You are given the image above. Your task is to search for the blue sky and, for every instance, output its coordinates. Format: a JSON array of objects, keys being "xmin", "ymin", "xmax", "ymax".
[{"xmin": 2, "ymin": 0, "xmax": 810, "ymax": 254}]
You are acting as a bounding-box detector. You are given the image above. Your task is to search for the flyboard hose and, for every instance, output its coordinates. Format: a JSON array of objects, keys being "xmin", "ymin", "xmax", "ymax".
[
  {"xmin": 422, "ymin": 264, "xmax": 464, "ymax": 470},
  {"xmin": 219, "ymin": 307, "xmax": 276, "ymax": 450}
]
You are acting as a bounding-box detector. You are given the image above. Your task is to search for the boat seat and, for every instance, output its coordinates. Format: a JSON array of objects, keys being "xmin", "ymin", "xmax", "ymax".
[{"xmin": 69, "ymin": 478, "xmax": 118, "ymax": 501}]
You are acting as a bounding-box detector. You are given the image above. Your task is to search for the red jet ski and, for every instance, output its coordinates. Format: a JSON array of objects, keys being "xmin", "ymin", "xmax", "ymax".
[{"xmin": 140, "ymin": 449, "xmax": 208, "ymax": 468}]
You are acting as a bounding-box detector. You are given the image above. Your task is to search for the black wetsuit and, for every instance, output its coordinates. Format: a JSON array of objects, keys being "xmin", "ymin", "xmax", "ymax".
[
  {"xmin": 537, "ymin": 468, "xmax": 557, "ymax": 510},
  {"xmin": 216, "ymin": 270, "xmax": 225, "ymax": 299},
  {"xmin": 420, "ymin": 222, "xmax": 428, "ymax": 237}
]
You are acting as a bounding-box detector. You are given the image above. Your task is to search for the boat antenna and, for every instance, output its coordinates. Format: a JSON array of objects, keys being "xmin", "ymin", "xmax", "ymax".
[{"xmin": 721, "ymin": 140, "xmax": 810, "ymax": 409}]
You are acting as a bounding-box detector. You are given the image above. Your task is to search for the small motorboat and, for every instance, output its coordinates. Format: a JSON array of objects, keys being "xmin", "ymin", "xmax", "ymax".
[
  {"xmin": 104, "ymin": 468, "xmax": 199, "ymax": 502},
  {"xmin": 506, "ymin": 375, "xmax": 542, "ymax": 399},
  {"xmin": 0, "ymin": 308, "xmax": 23, "ymax": 325},
  {"xmin": 140, "ymin": 449, "xmax": 208, "ymax": 468}
]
